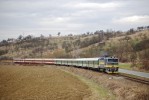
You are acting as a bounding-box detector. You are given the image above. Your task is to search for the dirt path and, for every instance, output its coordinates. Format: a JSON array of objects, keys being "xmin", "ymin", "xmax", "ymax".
[{"xmin": 0, "ymin": 64, "xmax": 92, "ymax": 100}]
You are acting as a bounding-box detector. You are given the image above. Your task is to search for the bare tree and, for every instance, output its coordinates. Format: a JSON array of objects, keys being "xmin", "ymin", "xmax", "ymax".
[{"xmin": 57, "ymin": 32, "xmax": 61, "ymax": 36}]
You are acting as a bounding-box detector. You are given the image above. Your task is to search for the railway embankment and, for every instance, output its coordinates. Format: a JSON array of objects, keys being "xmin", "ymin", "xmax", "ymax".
[
  {"xmin": 57, "ymin": 65, "xmax": 149, "ymax": 100},
  {"xmin": 119, "ymin": 68, "xmax": 149, "ymax": 80}
]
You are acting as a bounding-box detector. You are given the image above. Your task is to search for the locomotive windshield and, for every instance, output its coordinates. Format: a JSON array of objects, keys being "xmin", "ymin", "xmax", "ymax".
[{"xmin": 107, "ymin": 58, "xmax": 118, "ymax": 64}]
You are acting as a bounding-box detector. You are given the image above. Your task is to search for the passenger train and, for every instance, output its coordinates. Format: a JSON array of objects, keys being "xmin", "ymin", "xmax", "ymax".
[{"xmin": 13, "ymin": 57, "xmax": 119, "ymax": 73}]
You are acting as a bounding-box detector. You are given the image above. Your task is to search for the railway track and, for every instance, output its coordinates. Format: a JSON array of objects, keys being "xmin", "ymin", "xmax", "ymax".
[
  {"xmin": 70, "ymin": 66, "xmax": 149, "ymax": 85},
  {"xmin": 117, "ymin": 73, "xmax": 149, "ymax": 85},
  {"xmin": 66, "ymin": 65, "xmax": 149, "ymax": 85}
]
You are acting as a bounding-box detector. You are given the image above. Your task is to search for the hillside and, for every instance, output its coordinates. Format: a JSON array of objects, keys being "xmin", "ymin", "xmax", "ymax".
[{"xmin": 0, "ymin": 27, "xmax": 149, "ymax": 70}]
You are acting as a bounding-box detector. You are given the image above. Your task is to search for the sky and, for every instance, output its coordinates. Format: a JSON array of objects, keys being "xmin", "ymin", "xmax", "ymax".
[{"xmin": 0, "ymin": 0, "xmax": 149, "ymax": 41}]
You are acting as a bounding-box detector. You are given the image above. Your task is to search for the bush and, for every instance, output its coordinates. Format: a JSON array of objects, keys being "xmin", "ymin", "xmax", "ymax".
[
  {"xmin": 0, "ymin": 50, "xmax": 8, "ymax": 56},
  {"xmin": 0, "ymin": 56, "xmax": 12, "ymax": 60},
  {"xmin": 139, "ymin": 49, "xmax": 149, "ymax": 70}
]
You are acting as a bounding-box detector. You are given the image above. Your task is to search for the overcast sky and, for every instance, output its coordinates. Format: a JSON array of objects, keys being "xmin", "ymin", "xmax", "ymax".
[{"xmin": 0, "ymin": 0, "xmax": 149, "ymax": 41}]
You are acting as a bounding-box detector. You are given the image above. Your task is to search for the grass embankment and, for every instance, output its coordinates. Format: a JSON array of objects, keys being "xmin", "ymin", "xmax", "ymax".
[
  {"xmin": 0, "ymin": 64, "xmax": 93, "ymax": 100},
  {"xmin": 59, "ymin": 66, "xmax": 149, "ymax": 100},
  {"xmin": 60, "ymin": 68, "xmax": 115, "ymax": 100}
]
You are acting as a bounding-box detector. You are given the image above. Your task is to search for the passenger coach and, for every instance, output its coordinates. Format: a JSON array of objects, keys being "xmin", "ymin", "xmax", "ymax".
[{"xmin": 55, "ymin": 57, "xmax": 119, "ymax": 73}]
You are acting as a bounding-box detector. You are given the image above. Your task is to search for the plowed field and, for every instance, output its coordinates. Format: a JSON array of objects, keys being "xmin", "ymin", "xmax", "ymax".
[{"xmin": 0, "ymin": 65, "xmax": 92, "ymax": 100}]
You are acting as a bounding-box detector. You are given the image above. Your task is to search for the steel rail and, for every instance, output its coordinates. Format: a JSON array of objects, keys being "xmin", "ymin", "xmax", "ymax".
[{"xmin": 117, "ymin": 73, "xmax": 149, "ymax": 85}]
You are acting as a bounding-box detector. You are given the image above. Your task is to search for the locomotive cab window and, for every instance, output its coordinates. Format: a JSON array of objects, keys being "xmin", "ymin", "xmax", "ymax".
[{"xmin": 107, "ymin": 59, "xmax": 118, "ymax": 65}]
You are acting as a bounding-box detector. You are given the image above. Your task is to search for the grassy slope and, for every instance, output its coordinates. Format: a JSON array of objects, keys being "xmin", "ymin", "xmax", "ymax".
[
  {"xmin": 1, "ymin": 30, "xmax": 149, "ymax": 58},
  {"xmin": 108, "ymin": 30, "xmax": 149, "ymax": 42},
  {"xmin": 60, "ymin": 68, "xmax": 115, "ymax": 100},
  {"xmin": 59, "ymin": 66, "xmax": 149, "ymax": 100}
]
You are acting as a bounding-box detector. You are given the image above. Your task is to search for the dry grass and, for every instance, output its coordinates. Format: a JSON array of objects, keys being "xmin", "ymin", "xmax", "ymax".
[
  {"xmin": 0, "ymin": 64, "xmax": 148, "ymax": 100},
  {"xmin": 0, "ymin": 64, "xmax": 92, "ymax": 100},
  {"xmin": 108, "ymin": 30, "xmax": 149, "ymax": 42},
  {"xmin": 59, "ymin": 66, "xmax": 149, "ymax": 100},
  {"xmin": 59, "ymin": 68, "xmax": 115, "ymax": 100}
]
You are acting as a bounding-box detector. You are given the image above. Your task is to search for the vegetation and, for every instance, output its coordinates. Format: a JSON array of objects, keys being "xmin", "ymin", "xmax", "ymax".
[
  {"xmin": 60, "ymin": 66, "xmax": 149, "ymax": 100},
  {"xmin": 119, "ymin": 63, "xmax": 131, "ymax": 70},
  {"xmin": 0, "ymin": 26, "xmax": 149, "ymax": 71},
  {"xmin": 0, "ymin": 65, "xmax": 93, "ymax": 100}
]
